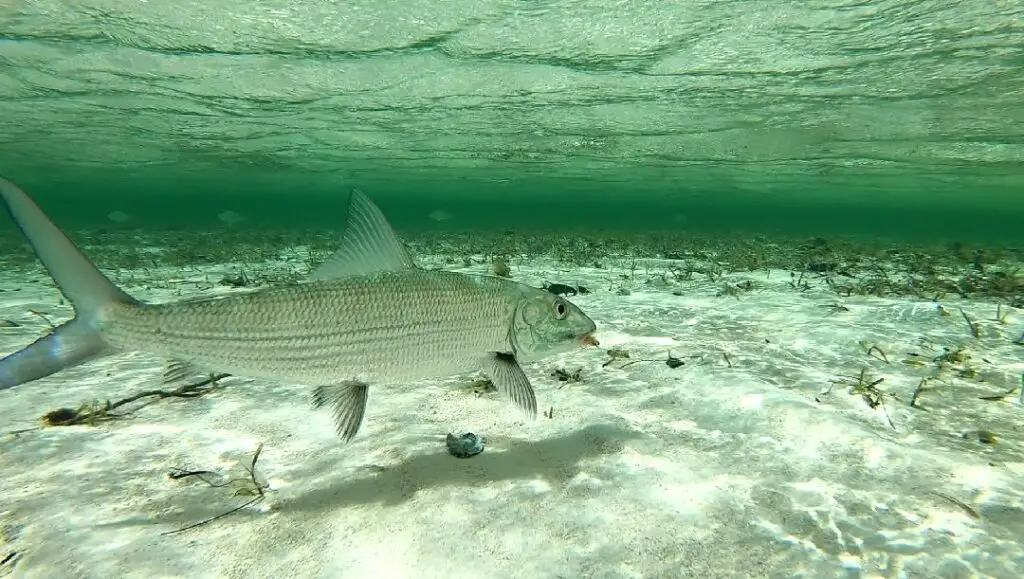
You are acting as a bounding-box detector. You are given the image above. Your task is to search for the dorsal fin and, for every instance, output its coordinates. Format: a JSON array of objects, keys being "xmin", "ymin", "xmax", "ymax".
[{"xmin": 310, "ymin": 188, "xmax": 416, "ymax": 281}]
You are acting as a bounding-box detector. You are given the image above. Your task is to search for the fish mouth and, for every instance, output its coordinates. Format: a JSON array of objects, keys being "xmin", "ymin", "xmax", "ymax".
[{"xmin": 579, "ymin": 333, "xmax": 600, "ymax": 347}]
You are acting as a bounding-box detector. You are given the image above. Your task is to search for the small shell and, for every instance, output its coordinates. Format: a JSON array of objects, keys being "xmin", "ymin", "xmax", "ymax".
[
  {"xmin": 446, "ymin": 432, "xmax": 485, "ymax": 458},
  {"xmin": 962, "ymin": 430, "xmax": 998, "ymax": 445}
]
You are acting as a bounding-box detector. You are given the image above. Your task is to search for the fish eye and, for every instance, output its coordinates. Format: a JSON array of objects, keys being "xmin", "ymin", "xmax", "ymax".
[{"xmin": 554, "ymin": 301, "xmax": 567, "ymax": 319}]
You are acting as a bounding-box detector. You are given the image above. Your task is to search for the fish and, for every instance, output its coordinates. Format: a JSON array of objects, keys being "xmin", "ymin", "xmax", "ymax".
[
  {"xmin": 428, "ymin": 209, "xmax": 453, "ymax": 222},
  {"xmin": 0, "ymin": 176, "xmax": 598, "ymax": 441},
  {"xmin": 216, "ymin": 210, "xmax": 245, "ymax": 227},
  {"xmin": 106, "ymin": 210, "xmax": 131, "ymax": 224}
]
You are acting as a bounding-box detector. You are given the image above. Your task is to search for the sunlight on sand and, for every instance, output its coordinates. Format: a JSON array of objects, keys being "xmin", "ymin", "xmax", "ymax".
[{"xmin": 2, "ymin": 254, "xmax": 1023, "ymax": 578}]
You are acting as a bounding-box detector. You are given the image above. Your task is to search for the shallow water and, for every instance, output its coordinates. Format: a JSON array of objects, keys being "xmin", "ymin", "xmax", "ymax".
[{"xmin": 1, "ymin": 1, "xmax": 1024, "ymax": 578}]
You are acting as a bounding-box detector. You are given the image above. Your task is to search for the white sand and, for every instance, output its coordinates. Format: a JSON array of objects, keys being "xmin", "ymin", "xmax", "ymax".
[{"xmin": 1, "ymin": 255, "xmax": 1023, "ymax": 579}]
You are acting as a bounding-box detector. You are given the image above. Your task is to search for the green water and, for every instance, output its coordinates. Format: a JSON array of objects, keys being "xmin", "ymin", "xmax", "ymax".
[{"xmin": 0, "ymin": 0, "xmax": 1022, "ymax": 243}]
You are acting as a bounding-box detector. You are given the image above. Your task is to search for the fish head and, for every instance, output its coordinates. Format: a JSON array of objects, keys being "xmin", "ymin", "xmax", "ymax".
[{"xmin": 510, "ymin": 287, "xmax": 598, "ymax": 361}]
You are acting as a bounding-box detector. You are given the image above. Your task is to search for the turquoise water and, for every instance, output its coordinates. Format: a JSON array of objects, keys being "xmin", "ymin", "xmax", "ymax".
[
  {"xmin": 1, "ymin": 0, "xmax": 1022, "ymax": 243},
  {"xmin": 3, "ymin": 3, "xmax": 1024, "ymax": 577}
]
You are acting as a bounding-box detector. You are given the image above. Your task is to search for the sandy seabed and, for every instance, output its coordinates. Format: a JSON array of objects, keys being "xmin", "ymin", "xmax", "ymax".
[{"xmin": 1, "ymin": 253, "xmax": 1023, "ymax": 579}]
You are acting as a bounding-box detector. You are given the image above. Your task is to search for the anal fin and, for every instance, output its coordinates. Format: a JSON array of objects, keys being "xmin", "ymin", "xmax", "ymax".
[
  {"xmin": 484, "ymin": 352, "xmax": 538, "ymax": 419},
  {"xmin": 312, "ymin": 381, "xmax": 370, "ymax": 442}
]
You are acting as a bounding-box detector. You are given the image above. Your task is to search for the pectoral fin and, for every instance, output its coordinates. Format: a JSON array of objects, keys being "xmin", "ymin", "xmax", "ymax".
[
  {"xmin": 162, "ymin": 359, "xmax": 209, "ymax": 384},
  {"xmin": 312, "ymin": 381, "xmax": 370, "ymax": 442},
  {"xmin": 484, "ymin": 353, "xmax": 537, "ymax": 418}
]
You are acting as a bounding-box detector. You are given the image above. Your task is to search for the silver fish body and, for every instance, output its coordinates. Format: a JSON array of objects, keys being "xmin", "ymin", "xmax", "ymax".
[{"xmin": 102, "ymin": 269, "xmax": 522, "ymax": 387}]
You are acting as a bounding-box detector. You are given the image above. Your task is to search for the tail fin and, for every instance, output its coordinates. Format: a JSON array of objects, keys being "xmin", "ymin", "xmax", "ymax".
[{"xmin": 0, "ymin": 176, "xmax": 137, "ymax": 390}]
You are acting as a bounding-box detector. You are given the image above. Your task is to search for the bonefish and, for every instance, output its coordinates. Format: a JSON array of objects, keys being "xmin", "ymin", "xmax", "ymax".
[{"xmin": 0, "ymin": 177, "xmax": 598, "ymax": 440}]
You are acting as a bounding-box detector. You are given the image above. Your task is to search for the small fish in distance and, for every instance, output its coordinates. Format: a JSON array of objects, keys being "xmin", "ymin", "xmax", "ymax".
[{"xmin": 0, "ymin": 176, "xmax": 599, "ymax": 442}]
